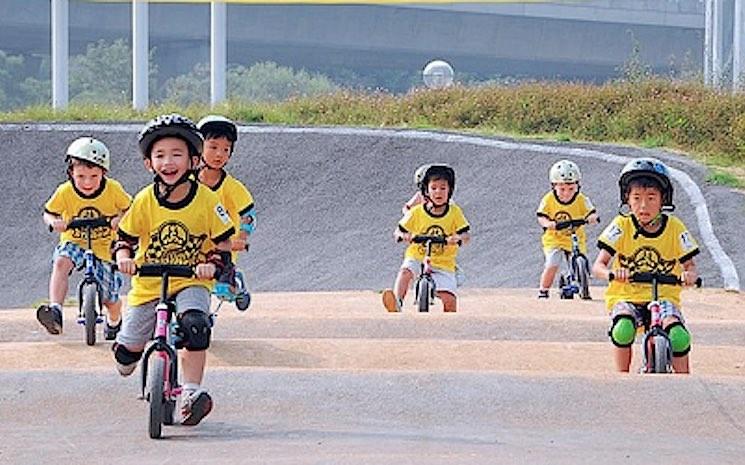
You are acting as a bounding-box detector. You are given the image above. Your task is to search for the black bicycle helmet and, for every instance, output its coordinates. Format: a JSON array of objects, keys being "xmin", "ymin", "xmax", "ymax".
[
  {"xmin": 138, "ymin": 113, "xmax": 203, "ymax": 158},
  {"xmin": 618, "ymin": 158, "xmax": 674, "ymax": 209},
  {"xmin": 419, "ymin": 163, "xmax": 455, "ymax": 200}
]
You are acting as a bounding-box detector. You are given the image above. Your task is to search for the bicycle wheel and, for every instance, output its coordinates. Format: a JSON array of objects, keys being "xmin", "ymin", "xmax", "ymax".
[
  {"xmin": 417, "ymin": 279, "xmax": 430, "ymax": 313},
  {"xmin": 653, "ymin": 335, "xmax": 670, "ymax": 374},
  {"xmin": 82, "ymin": 283, "xmax": 98, "ymax": 346},
  {"xmin": 163, "ymin": 399, "xmax": 176, "ymax": 426},
  {"xmin": 575, "ymin": 256, "xmax": 591, "ymax": 300},
  {"xmin": 148, "ymin": 356, "xmax": 166, "ymax": 439},
  {"xmin": 235, "ymin": 292, "xmax": 251, "ymax": 311}
]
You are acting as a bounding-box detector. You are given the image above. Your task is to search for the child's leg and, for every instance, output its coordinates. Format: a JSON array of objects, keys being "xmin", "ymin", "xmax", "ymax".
[
  {"xmin": 49, "ymin": 255, "xmax": 74, "ymax": 306},
  {"xmin": 104, "ymin": 300, "xmax": 122, "ymax": 324},
  {"xmin": 394, "ymin": 268, "xmax": 414, "ymax": 300},
  {"xmin": 539, "ymin": 265, "xmax": 558, "ymax": 290},
  {"xmin": 175, "ymin": 287, "xmax": 214, "ymax": 425},
  {"xmin": 661, "ymin": 303, "xmax": 691, "ymax": 374},
  {"xmin": 437, "ymin": 291, "xmax": 457, "ymax": 312},
  {"xmin": 539, "ymin": 249, "xmax": 563, "ymax": 295},
  {"xmin": 608, "ymin": 302, "xmax": 641, "ymax": 373},
  {"xmin": 113, "ymin": 299, "xmax": 157, "ymax": 376}
]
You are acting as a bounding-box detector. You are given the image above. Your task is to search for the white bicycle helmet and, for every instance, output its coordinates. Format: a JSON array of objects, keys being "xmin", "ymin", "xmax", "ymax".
[
  {"xmin": 66, "ymin": 137, "xmax": 111, "ymax": 171},
  {"xmin": 549, "ymin": 160, "xmax": 581, "ymax": 183},
  {"xmin": 414, "ymin": 164, "xmax": 432, "ymax": 190},
  {"xmin": 197, "ymin": 115, "xmax": 238, "ymax": 143}
]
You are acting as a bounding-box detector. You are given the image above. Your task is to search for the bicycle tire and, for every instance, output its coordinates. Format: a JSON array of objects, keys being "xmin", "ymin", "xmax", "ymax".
[
  {"xmin": 82, "ymin": 283, "xmax": 98, "ymax": 346},
  {"xmin": 417, "ymin": 279, "xmax": 430, "ymax": 313},
  {"xmin": 653, "ymin": 335, "xmax": 670, "ymax": 374},
  {"xmin": 575, "ymin": 256, "xmax": 591, "ymax": 300},
  {"xmin": 163, "ymin": 398, "xmax": 176, "ymax": 426},
  {"xmin": 236, "ymin": 292, "xmax": 251, "ymax": 311},
  {"xmin": 148, "ymin": 357, "xmax": 166, "ymax": 439}
]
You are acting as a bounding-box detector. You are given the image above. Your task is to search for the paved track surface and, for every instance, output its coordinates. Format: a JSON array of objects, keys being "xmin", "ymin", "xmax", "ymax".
[
  {"xmin": 2, "ymin": 289, "xmax": 745, "ymax": 464},
  {"xmin": 1, "ymin": 125, "xmax": 743, "ymax": 307}
]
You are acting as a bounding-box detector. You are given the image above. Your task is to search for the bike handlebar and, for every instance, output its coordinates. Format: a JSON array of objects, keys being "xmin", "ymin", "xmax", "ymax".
[
  {"xmin": 610, "ymin": 272, "xmax": 702, "ymax": 288},
  {"xmin": 411, "ymin": 235, "xmax": 448, "ymax": 245},
  {"xmin": 555, "ymin": 219, "xmax": 591, "ymax": 231},
  {"xmin": 67, "ymin": 217, "xmax": 111, "ymax": 230},
  {"xmin": 137, "ymin": 264, "xmax": 194, "ymax": 278}
]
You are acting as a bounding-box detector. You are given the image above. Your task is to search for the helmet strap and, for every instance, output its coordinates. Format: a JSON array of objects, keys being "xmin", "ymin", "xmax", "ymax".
[{"xmin": 153, "ymin": 170, "xmax": 196, "ymax": 202}]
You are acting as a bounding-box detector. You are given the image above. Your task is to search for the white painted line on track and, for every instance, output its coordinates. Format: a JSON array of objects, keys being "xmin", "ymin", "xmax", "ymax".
[{"xmin": 2, "ymin": 123, "xmax": 739, "ymax": 291}]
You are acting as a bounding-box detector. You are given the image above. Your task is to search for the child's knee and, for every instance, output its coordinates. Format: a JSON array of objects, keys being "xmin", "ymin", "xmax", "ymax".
[
  {"xmin": 52, "ymin": 256, "xmax": 74, "ymax": 274},
  {"xmin": 438, "ymin": 291, "xmax": 457, "ymax": 311},
  {"xmin": 663, "ymin": 320, "xmax": 691, "ymax": 356}
]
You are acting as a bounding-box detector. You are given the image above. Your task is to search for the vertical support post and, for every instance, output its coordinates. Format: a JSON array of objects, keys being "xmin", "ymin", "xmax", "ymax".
[
  {"xmin": 734, "ymin": 0, "xmax": 745, "ymax": 90},
  {"xmin": 133, "ymin": 0, "xmax": 149, "ymax": 110},
  {"xmin": 51, "ymin": 0, "xmax": 69, "ymax": 109},
  {"xmin": 705, "ymin": 0, "xmax": 713, "ymax": 86},
  {"xmin": 712, "ymin": 0, "xmax": 725, "ymax": 89},
  {"xmin": 211, "ymin": 1, "xmax": 227, "ymax": 107}
]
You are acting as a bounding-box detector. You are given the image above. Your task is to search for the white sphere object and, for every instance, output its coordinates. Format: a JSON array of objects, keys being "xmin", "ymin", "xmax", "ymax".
[{"xmin": 422, "ymin": 60, "xmax": 454, "ymax": 89}]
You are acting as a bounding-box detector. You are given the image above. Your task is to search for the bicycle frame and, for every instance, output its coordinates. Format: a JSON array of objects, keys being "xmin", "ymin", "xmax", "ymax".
[{"xmin": 638, "ymin": 275, "xmax": 673, "ymax": 373}]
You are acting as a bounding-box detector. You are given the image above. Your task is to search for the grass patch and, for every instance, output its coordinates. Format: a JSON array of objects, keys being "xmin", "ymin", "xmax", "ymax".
[
  {"xmin": 2, "ymin": 79, "xmax": 745, "ymax": 177},
  {"xmin": 707, "ymin": 169, "xmax": 745, "ymax": 188}
]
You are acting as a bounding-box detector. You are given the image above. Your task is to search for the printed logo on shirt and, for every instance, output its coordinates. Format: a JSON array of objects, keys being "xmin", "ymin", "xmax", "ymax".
[
  {"xmin": 602, "ymin": 224, "xmax": 623, "ymax": 245},
  {"xmin": 418, "ymin": 225, "xmax": 447, "ymax": 256},
  {"xmin": 215, "ymin": 203, "xmax": 231, "ymax": 225},
  {"xmin": 554, "ymin": 211, "xmax": 572, "ymax": 236},
  {"xmin": 71, "ymin": 206, "xmax": 110, "ymax": 241},
  {"xmin": 619, "ymin": 246, "xmax": 676, "ymax": 275},
  {"xmin": 145, "ymin": 221, "xmax": 207, "ymax": 265},
  {"xmin": 680, "ymin": 231, "xmax": 694, "ymax": 252}
]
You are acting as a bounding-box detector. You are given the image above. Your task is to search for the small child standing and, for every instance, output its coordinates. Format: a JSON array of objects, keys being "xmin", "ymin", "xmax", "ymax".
[
  {"xmin": 383, "ymin": 164, "xmax": 470, "ymax": 313},
  {"xmin": 536, "ymin": 160, "xmax": 599, "ymax": 299},
  {"xmin": 37, "ymin": 137, "xmax": 131, "ymax": 339}
]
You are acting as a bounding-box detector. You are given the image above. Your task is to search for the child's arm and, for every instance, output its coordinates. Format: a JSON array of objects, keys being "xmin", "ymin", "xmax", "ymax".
[
  {"xmin": 592, "ymin": 249, "xmax": 629, "ymax": 282},
  {"xmin": 43, "ymin": 211, "xmax": 66, "ymax": 232},
  {"xmin": 113, "ymin": 234, "xmax": 137, "ymax": 276},
  {"xmin": 681, "ymin": 258, "xmax": 698, "ymax": 287},
  {"xmin": 585, "ymin": 212, "xmax": 600, "ymax": 225},
  {"xmin": 402, "ymin": 192, "xmax": 424, "ymax": 214},
  {"xmin": 537, "ymin": 215, "xmax": 556, "ymax": 230},
  {"xmin": 447, "ymin": 231, "xmax": 470, "ymax": 246},
  {"xmin": 393, "ymin": 226, "xmax": 412, "ymax": 243}
]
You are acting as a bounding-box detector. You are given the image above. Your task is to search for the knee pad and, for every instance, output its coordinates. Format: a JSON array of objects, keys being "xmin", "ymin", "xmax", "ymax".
[
  {"xmin": 113, "ymin": 343, "xmax": 142, "ymax": 365},
  {"xmin": 664, "ymin": 322, "xmax": 691, "ymax": 356},
  {"xmin": 176, "ymin": 310, "xmax": 212, "ymax": 351},
  {"xmin": 609, "ymin": 315, "xmax": 636, "ymax": 347}
]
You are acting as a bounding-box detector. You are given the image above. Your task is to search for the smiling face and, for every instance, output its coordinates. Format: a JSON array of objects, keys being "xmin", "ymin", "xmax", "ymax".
[
  {"xmin": 552, "ymin": 182, "xmax": 578, "ymax": 203},
  {"xmin": 627, "ymin": 185, "xmax": 663, "ymax": 223},
  {"xmin": 426, "ymin": 177, "xmax": 450, "ymax": 207},
  {"xmin": 202, "ymin": 136, "xmax": 232, "ymax": 170},
  {"xmin": 69, "ymin": 160, "xmax": 105, "ymax": 195},
  {"xmin": 145, "ymin": 136, "xmax": 197, "ymax": 185}
]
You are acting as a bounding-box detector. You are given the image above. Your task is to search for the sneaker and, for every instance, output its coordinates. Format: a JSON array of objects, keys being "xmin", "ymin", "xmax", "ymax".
[
  {"xmin": 36, "ymin": 304, "xmax": 63, "ymax": 335},
  {"xmin": 181, "ymin": 390, "xmax": 213, "ymax": 426},
  {"xmin": 104, "ymin": 320, "xmax": 121, "ymax": 341},
  {"xmin": 382, "ymin": 289, "xmax": 402, "ymax": 313},
  {"xmin": 537, "ymin": 290, "xmax": 549, "ymax": 299}
]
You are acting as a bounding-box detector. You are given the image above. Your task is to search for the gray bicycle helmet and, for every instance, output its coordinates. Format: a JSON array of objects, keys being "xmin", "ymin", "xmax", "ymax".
[
  {"xmin": 138, "ymin": 113, "xmax": 203, "ymax": 158},
  {"xmin": 618, "ymin": 158, "xmax": 673, "ymax": 209}
]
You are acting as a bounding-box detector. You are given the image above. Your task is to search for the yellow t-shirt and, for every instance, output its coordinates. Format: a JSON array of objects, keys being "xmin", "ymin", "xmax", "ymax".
[
  {"xmin": 118, "ymin": 181, "xmax": 235, "ymax": 306},
  {"xmin": 536, "ymin": 191, "xmax": 596, "ymax": 254},
  {"xmin": 207, "ymin": 170, "xmax": 255, "ymax": 260},
  {"xmin": 399, "ymin": 202, "xmax": 470, "ymax": 272},
  {"xmin": 44, "ymin": 178, "xmax": 132, "ymax": 261},
  {"xmin": 597, "ymin": 214, "xmax": 700, "ymax": 309}
]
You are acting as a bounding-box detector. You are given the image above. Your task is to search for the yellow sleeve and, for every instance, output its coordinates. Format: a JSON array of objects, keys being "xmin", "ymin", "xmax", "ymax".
[
  {"xmin": 118, "ymin": 189, "xmax": 146, "ymax": 240},
  {"xmin": 581, "ymin": 194, "xmax": 596, "ymax": 218},
  {"xmin": 399, "ymin": 207, "xmax": 418, "ymax": 232},
  {"xmin": 536, "ymin": 192, "xmax": 552, "ymax": 218},
  {"xmin": 672, "ymin": 217, "xmax": 700, "ymax": 262},
  {"xmin": 44, "ymin": 183, "xmax": 68, "ymax": 217},
  {"xmin": 597, "ymin": 216, "xmax": 625, "ymax": 255},
  {"xmin": 452, "ymin": 205, "xmax": 470, "ymax": 234},
  {"xmin": 112, "ymin": 180, "xmax": 132, "ymax": 212},
  {"xmin": 232, "ymin": 180, "xmax": 254, "ymax": 216}
]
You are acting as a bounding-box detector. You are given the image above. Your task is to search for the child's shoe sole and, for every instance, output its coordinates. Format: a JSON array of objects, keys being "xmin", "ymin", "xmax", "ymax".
[
  {"xmin": 382, "ymin": 290, "xmax": 401, "ymax": 313},
  {"xmin": 36, "ymin": 305, "xmax": 62, "ymax": 335}
]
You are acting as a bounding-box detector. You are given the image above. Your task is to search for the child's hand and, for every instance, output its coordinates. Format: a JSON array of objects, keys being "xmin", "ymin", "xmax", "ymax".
[
  {"xmin": 547, "ymin": 221, "xmax": 557, "ymax": 230},
  {"xmin": 681, "ymin": 270, "xmax": 698, "ymax": 287},
  {"xmin": 117, "ymin": 258, "xmax": 136, "ymax": 276},
  {"xmin": 447, "ymin": 235, "xmax": 463, "ymax": 246},
  {"xmin": 232, "ymin": 237, "xmax": 249, "ymax": 252},
  {"xmin": 400, "ymin": 232, "xmax": 413, "ymax": 243},
  {"xmin": 196, "ymin": 263, "xmax": 216, "ymax": 280},
  {"xmin": 51, "ymin": 218, "xmax": 67, "ymax": 233},
  {"xmin": 110, "ymin": 216, "xmax": 121, "ymax": 231},
  {"xmin": 610, "ymin": 268, "xmax": 629, "ymax": 282}
]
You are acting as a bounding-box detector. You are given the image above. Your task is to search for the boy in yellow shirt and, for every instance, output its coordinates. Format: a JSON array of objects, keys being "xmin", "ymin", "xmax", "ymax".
[
  {"xmin": 37, "ymin": 137, "xmax": 131, "ymax": 339},
  {"xmin": 383, "ymin": 164, "xmax": 471, "ymax": 313},
  {"xmin": 536, "ymin": 160, "xmax": 599, "ymax": 299},
  {"xmin": 112, "ymin": 114, "xmax": 235, "ymax": 426},
  {"xmin": 593, "ymin": 158, "xmax": 699, "ymax": 373}
]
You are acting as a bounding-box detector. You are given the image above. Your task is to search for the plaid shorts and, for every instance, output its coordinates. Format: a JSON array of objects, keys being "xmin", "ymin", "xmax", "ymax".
[
  {"xmin": 53, "ymin": 242, "xmax": 122, "ymax": 303},
  {"xmin": 610, "ymin": 300, "xmax": 685, "ymax": 330}
]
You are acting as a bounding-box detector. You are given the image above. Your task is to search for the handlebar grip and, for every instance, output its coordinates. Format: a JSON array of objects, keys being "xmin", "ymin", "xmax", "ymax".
[{"xmin": 137, "ymin": 264, "xmax": 194, "ymax": 278}]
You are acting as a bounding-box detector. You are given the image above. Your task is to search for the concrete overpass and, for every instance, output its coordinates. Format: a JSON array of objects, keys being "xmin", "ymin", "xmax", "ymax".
[{"xmin": 1, "ymin": 1, "xmax": 704, "ymax": 90}]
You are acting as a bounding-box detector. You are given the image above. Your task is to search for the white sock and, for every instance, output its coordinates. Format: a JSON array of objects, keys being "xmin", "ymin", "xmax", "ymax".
[
  {"xmin": 49, "ymin": 302, "xmax": 63, "ymax": 311},
  {"xmin": 183, "ymin": 383, "xmax": 200, "ymax": 396}
]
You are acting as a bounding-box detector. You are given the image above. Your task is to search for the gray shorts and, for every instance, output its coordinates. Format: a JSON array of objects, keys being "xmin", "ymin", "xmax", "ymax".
[
  {"xmin": 116, "ymin": 286, "xmax": 211, "ymax": 349},
  {"xmin": 402, "ymin": 258, "xmax": 457, "ymax": 295},
  {"xmin": 543, "ymin": 248, "xmax": 568, "ymax": 269},
  {"xmin": 610, "ymin": 300, "xmax": 685, "ymax": 329}
]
